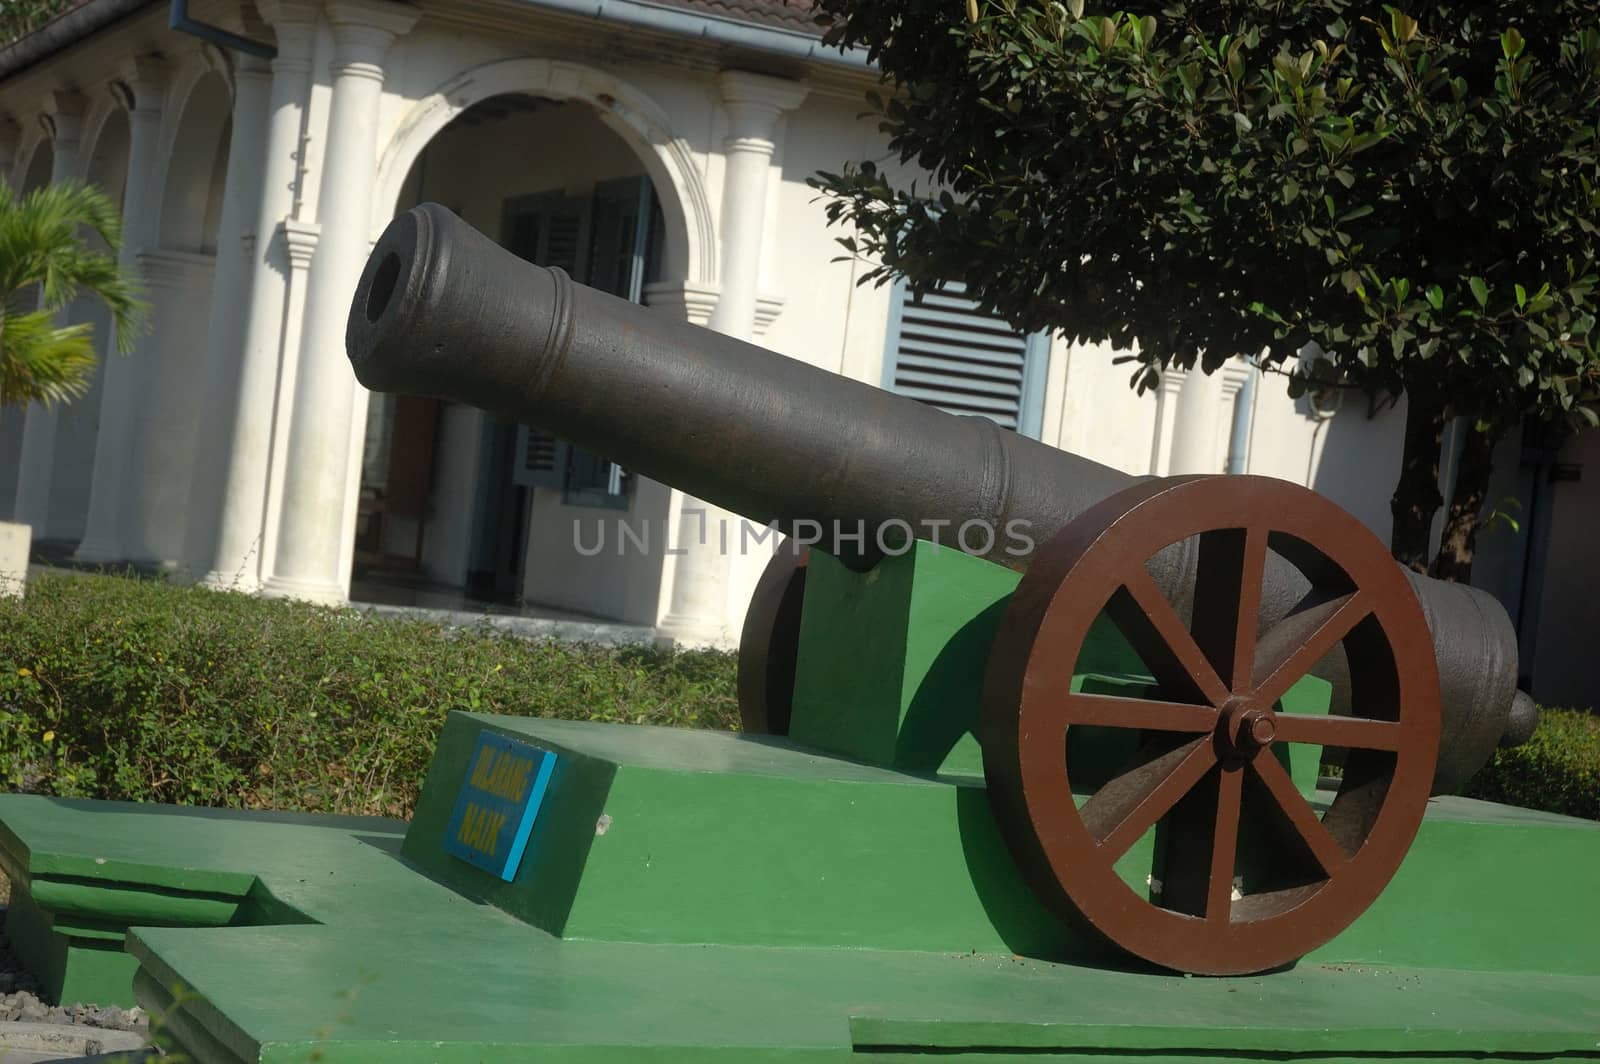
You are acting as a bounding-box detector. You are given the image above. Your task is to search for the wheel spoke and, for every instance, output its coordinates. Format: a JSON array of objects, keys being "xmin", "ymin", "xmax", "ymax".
[
  {"xmin": 1085, "ymin": 737, "xmax": 1218, "ymax": 859},
  {"xmin": 1110, "ymin": 567, "xmax": 1231, "ymax": 707},
  {"xmin": 1273, "ymin": 713, "xmax": 1403, "ymax": 751},
  {"xmin": 1063, "ymin": 693, "xmax": 1218, "ymax": 734},
  {"xmin": 1250, "ymin": 751, "xmax": 1350, "ymax": 875},
  {"xmin": 1250, "ymin": 592, "xmax": 1371, "ymax": 708},
  {"xmin": 1192, "ymin": 527, "xmax": 1269, "ymax": 692},
  {"xmin": 1207, "ymin": 765, "xmax": 1244, "ymax": 924}
]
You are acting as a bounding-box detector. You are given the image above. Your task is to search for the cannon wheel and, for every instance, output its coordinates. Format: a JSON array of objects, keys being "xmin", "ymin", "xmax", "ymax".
[
  {"xmin": 982, "ymin": 476, "xmax": 1440, "ymax": 976},
  {"xmin": 737, "ymin": 542, "xmax": 810, "ymax": 735}
]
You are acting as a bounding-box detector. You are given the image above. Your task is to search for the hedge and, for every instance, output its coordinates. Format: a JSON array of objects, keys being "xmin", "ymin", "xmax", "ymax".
[
  {"xmin": 0, "ymin": 571, "xmax": 737, "ymax": 818},
  {"xmin": 0, "ymin": 571, "xmax": 1593, "ymax": 823},
  {"xmin": 1463, "ymin": 707, "xmax": 1600, "ymax": 821}
]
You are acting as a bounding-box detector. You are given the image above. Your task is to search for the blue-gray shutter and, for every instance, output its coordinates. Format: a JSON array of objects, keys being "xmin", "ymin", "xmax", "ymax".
[
  {"xmin": 560, "ymin": 177, "xmax": 655, "ymax": 508},
  {"xmin": 882, "ymin": 279, "xmax": 1050, "ymax": 439},
  {"xmin": 506, "ymin": 194, "xmax": 590, "ymax": 489}
]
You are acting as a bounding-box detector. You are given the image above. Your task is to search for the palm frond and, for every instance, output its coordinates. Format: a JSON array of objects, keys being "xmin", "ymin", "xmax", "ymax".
[
  {"xmin": 0, "ymin": 308, "xmax": 98, "ymax": 408},
  {"xmin": 0, "ymin": 176, "xmax": 150, "ymax": 368}
]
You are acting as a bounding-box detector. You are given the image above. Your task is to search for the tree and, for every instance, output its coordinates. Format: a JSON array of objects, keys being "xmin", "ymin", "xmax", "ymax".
[
  {"xmin": 0, "ymin": 178, "xmax": 145, "ymax": 411},
  {"xmin": 811, "ymin": 0, "xmax": 1600, "ymax": 580},
  {"xmin": 0, "ymin": 1, "xmax": 77, "ymax": 48}
]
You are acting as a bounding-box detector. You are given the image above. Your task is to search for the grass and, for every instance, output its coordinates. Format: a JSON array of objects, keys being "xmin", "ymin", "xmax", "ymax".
[{"xmin": 0, "ymin": 570, "xmax": 738, "ymax": 819}]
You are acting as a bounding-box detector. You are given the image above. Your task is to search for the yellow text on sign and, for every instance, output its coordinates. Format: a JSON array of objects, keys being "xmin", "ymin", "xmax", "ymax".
[
  {"xmin": 469, "ymin": 746, "xmax": 536, "ymax": 803},
  {"xmin": 455, "ymin": 801, "xmax": 508, "ymax": 857}
]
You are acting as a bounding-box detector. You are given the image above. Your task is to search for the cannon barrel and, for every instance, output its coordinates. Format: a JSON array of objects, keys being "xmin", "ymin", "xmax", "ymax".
[{"xmin": 347, "ymin": 203, "xmax": 1529, "ymax": 793}]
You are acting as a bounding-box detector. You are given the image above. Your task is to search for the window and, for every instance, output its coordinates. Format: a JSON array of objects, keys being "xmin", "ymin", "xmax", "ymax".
[
  {"xmin": 881, "ymin": 279, "xmax": 1050, "ymax": 439},
  {"xmin": 503, "ymin": 177, "xmax": 661, "ymax": 508}
]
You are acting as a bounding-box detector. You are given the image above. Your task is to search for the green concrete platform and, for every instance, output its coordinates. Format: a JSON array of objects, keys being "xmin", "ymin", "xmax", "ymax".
[{"xmin": 1, "ymin": 713, "xmax": 1598, "ymax": 1063}]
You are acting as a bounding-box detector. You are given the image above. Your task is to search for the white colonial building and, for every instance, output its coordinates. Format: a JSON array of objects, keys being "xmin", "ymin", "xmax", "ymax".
[{"xmin": 0, "ymin": 0, "xmax": 1596, "ymax": 706}]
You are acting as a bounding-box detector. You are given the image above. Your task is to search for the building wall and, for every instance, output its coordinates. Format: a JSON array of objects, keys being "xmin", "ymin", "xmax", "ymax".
[{"xmin": 1523, "ymin": 429, "xmax": 1600, "ymax": 707}]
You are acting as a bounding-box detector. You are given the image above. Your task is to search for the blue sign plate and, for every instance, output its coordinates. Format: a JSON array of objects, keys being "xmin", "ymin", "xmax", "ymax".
[{"xmin": 442, "ymin": 731, "xmax": 558, "ymax": 882}]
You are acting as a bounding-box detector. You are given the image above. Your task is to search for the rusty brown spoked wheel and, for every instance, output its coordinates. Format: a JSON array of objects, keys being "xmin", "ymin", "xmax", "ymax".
[{"xmin": 981, "ymin": 475, "xmax": 1440, "ymax": 976}]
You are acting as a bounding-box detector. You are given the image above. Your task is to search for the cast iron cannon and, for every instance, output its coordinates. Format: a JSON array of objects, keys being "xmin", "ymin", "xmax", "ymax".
[{"xmin": 347, "ymin": 203, "xmax": 1532, "ymax": 976}]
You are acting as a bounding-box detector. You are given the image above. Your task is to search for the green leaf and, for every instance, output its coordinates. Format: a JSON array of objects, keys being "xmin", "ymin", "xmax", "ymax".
[
  {"xmin": 1501, "ymin": 27, "xmax": 1525, "ymax": 61},
  {"xmin": 1515, "ymin": 283, "xmax": 1528, "ymax": 309},
  {"xmin": 1470, "ymin": 277, "xmax": 1489, "ymax": 308},
  {"xmin": 1426, "ymin": 285, "xmax": 1445, "ymax": 310}
]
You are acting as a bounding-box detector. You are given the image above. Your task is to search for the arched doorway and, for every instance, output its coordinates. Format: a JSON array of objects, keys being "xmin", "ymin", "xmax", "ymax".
[
  {"xmin": 48, "ymin": 105, "xmax": 131, "ymax": 543},
  {"xmin": 121, "ymin": 67, "xmax": 230, "ymax": 566},
  {"xmin": 0, "ymin": 139, "xmax": 58, "ymax": 516},
  {"xmin": 350, "ymin": 93, "xmax": 676, "ymax": 623}
]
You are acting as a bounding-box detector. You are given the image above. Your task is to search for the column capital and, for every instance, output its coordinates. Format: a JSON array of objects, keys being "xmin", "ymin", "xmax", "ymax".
[
  {"xmin": 326, "ymin": 3, "xmax": 420, "ymax": 79},
  {"xmin": 328, "ymin": 0, "xmax": 421, "ymax": 43},
  {"xmin": 235, "ymin": 53, "xmax": 274, "ymax": 83},
  {"xmin": 282, "ymin": 218, "xmax": 321, "ymax": 268},
  {"xmin": 114, "ymin": 56, "xmax": 169, "ymax": 114},
  {"xmin": 717, "ymin": 70, "xmax": 807, "ymax": 143},
  {"xmin": 644, "ymin": 280, "xmax": 719, "ymax": 326},
  {"xmin": 257, "ymin": 0, "xmax": 322, "ymax": 25},
  {"xmin": 258, "ymin": 0, "xmax": 320, "ymax": 69},
  {"xmin": 38, "ymin": 90, "xmax": 87, "ymax": 145}
]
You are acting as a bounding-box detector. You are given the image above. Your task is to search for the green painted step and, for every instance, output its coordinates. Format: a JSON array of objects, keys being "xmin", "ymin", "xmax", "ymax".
[{"xmin": 1, "ymin": 716, "xmax": 1597, "ymax": 1062}]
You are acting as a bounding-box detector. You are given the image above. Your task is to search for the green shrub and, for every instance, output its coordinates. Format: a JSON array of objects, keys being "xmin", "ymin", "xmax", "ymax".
[
  {"xmin": 0, "ymin": 571, "xmax": 737, "ymax": 818},
  {"xmin": 1463, "ymin": 707, "xmax": 1600, "ymax": 821}
]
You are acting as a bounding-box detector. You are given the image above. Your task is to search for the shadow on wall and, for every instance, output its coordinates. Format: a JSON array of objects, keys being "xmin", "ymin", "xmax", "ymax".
[
  {"xmin": 1308, "ymin": 389, "xmax": 1600, "ymax": 709},
  {"xmin": 1305, "ymin": 390, "xmax": 1407, "ymax": 548}
]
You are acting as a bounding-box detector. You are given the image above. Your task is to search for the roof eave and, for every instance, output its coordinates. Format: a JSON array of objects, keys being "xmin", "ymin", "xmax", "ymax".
[{"xmin": 0, "ymin": 0, "xmax": 159, "ymax": 85}]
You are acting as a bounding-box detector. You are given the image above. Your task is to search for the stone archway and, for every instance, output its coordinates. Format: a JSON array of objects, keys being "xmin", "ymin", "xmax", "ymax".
[
  {"xmin": 373, "ymin": 57, "xmax": 716, "ymax": 291},
  {"xmin": 120, "ymin": 65, "xmax": 230, "ymax": 565},
  {"xmin": 0, "ymin": 136, "xmax": 57, "ymax": 516},
  {"xmin": 47, "ymin": 102, "xmax": 133, "ymax": 542}
]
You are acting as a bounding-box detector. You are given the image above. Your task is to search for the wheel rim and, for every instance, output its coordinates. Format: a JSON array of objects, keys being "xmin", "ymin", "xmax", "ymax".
[{"xmin": 982, "ymin": 476, "xmax": 1440, "ymax": 976}]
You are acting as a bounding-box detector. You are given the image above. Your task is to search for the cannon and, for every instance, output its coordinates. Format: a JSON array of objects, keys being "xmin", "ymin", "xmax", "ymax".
[{"xmin": 347, "ymin": 203, "xmax": 1534, "ymax": 977}]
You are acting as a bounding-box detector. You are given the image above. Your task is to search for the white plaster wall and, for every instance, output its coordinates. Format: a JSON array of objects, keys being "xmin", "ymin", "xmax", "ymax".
[
  {"xmin": 46, "ymin": 295, "xmax": 113, "ymax": 540},
  {"xmin": 418, "ymin": 402, "xmax": 484, "ymax": 586},
  {"xmin": 120, "ymin": 258, "xmax": 215, "ymax": 565},
  {"xmin": 1047, "ymin": 340, "xmax": 1162, "ymax": 477},
  {"xmin": 524, "ymin": 480, "xmax": 674, "ymax": 624}
]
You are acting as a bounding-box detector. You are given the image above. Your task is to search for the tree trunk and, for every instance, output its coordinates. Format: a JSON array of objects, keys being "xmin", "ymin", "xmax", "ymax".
[
  {"xmin": 1429, "ymin": 423, "xmax": 1498, "ymax": 584},
  {"xmin": 1389, "ymin": 389, "xmax": 1446, "ymax": 573}
]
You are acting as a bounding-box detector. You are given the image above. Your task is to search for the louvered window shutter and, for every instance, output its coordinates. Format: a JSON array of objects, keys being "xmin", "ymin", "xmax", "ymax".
[
  {"xmin": 560, "ymin": 177, "xmax": 656, "ymax": 509},
  {"xmin": 882, "ymin": 279, "xmax": 1050, "ymax": 439},
  {"xmin": 505, "ymin": 194, "xmax": 591, "ymax": 489}
]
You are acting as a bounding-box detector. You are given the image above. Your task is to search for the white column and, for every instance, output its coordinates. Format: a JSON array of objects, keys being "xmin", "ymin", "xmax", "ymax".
[
  {"xmin": 76, "ymin": 62, "xmax": 168, "ymax": 562},
  {"xmin": 257, "ymin": 218, "xmax": 319, "ymax": 582},
  {"xmin": 12, "ymin": 92, "xmax": 86, "ymax": 535},
  {"xmin": 658, "ymin": 71, "xmax": 806, "ymax": 645},
  {"xmin": 262, "ymin": 0, "xmax": 418, "ymax": 604},
  {"xmin": 181, "ymin": 42, "xmax": 287, "ymax": 583},
  {"xmin": 1167, "ymin": 364, "xmax": 1229, "ymax": 475},
  {"xmin": 705, "ymin": 72, "xmax": 807, "ymax": 338},
  {"xmin": 191, "ymin": 1, "xmax": 318, "ymax": 589}
]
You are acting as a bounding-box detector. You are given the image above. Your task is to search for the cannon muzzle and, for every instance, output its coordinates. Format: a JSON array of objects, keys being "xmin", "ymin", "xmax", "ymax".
[{"xmin": 348, "ymin": 203, "xmax": 1526, "ymax": 794}]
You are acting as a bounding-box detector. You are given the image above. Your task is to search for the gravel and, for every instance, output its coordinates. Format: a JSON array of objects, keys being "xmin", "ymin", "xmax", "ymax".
[{"xmin": 0, "ymin": 909, "xmax": 150, "ymax": 1035}]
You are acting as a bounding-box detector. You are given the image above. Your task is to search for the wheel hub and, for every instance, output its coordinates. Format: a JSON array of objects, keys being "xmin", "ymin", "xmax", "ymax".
[{"xmin": 1221, "ymin": 699, "xmax": 1276, "ymax": 758}]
